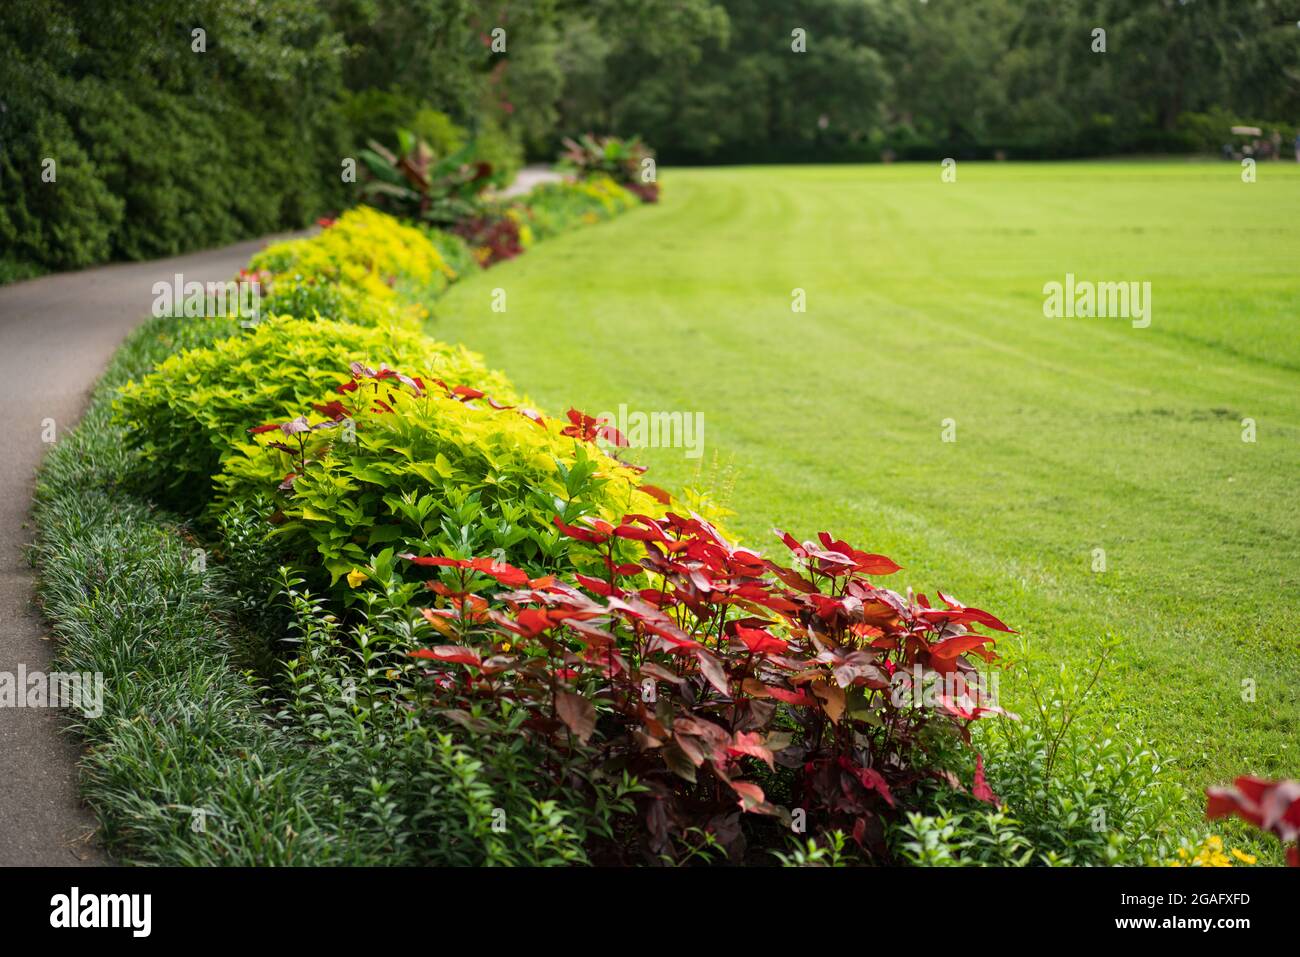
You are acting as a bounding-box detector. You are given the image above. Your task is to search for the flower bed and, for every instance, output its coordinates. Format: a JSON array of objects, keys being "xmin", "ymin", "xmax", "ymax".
[{"xmin": 35, "ymin": 183, "xmax": 1236, "ymax": 866}]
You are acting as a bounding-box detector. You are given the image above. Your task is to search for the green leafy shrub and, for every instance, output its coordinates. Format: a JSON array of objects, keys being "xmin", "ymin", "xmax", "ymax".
[
  {"xmin": 472, "ymin": 115, "xmax": 525, "ymax": 185},
  {"xmin": 250, "ymin": 206, "xmax": 461, "ymax": 328},
  {"xmin": 358, "ymin": 131, "xmax": 497, "ymax": 228},
  {"xmin": 947, "ymin": 652, "xmax": 1186, "ymax": 865},
  {"xmin": 216, "ymin": 374, "xmax": 665, "ymax": 585},
  {"xmin": 519, "ymin": 176, "xmax": 640, "ymax": 240},
  {"xmin": 410, "ymin": 108, "xmax": 469, "ymax": 158},
  {"xmin": 114, "ymin": 316, "xmax": 513, "ymax": 512},
  {"xmin": 421, "ymin": 225, "xmax": 478, "ymax": 280},
  {"xmin": 0, "ymin": 108, "xmax": 123, "ymax": 270},
  {"xmin": 34, "ymin": 313, "xmax": 622, "ymax": 866},
  {"xmin": 893, "ymin": 805, "xmax": 1035, "ymax": 866}
]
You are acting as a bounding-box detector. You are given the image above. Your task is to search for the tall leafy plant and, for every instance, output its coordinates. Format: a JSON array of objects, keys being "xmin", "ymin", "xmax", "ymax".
[{"xmin": 359, "ymin": 129, "xmax": 498, "ymax": 227}]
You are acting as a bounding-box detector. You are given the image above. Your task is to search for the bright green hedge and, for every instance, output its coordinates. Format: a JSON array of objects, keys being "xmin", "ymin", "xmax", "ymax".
[{"xmin": 115, "ymin": 316, "xmax": 515, "ymax": 513}]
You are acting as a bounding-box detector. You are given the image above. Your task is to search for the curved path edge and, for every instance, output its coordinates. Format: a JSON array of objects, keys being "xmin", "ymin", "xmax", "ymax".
[{"xmin": 0, "ymin": 232, "xmax": 302, "ymax": 865}]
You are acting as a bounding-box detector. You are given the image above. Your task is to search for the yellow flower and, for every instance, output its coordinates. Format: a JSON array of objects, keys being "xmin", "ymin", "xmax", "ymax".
[
  {"xmin": 346, "ymin": 569, "xmax": 369, "ymax": 588},
  {"xmin": 1231, "ymin": 848, "xmax": 1257, "ymax": 865}
]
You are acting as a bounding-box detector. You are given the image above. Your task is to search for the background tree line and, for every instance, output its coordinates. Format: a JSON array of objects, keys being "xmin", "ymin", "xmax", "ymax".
[{"xmin": 3, "ymin": 0, "xmax": 1297, "ymax": 277}]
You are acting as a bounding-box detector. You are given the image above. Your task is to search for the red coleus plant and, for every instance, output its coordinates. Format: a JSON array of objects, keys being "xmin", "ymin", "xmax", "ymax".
[
  {"xmin": 452, "ymin": 213, "xmax": 525, "ymax": 267},
  {"xmin": 560, "ymin": 408, "xmax": 627, "ymax": 447},
  {"xmin": 402, "ymin": 511, "xmax": 1014, "ymax": 862},
  {"xmin": 1207, "ymin": 777, "xmax": 1300, "ymax": 866}
]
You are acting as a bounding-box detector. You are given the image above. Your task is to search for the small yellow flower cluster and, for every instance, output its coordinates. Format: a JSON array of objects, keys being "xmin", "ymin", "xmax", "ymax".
[{"xmin": 1169, "ymin": 834, "xmax": 1256, "ymax": 867}]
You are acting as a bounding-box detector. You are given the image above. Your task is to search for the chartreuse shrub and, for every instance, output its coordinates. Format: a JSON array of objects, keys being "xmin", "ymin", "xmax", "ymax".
[
  {"xmin": 249, "ymin": 207, "xmax": 460, "ymax": 329},
  {"xmin": 114, "ymin": 316, "xmax": 515, "ymax": 513},
  {"xmin": 521, "ymin": 176, "xmax": 641, "ymax": 241},
  {"xmin": 216, "ymin": 369, "xmax": 666, "ymax": 585},
  {"xmin": 422, "ymin": 225, "xmax": 477, "ymax": 280}
]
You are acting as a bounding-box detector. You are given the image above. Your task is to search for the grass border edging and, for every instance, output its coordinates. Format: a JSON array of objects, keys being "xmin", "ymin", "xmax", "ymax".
[{"xmin": 31, "ymin": 318, "xmax": 353, "ymax": 864}]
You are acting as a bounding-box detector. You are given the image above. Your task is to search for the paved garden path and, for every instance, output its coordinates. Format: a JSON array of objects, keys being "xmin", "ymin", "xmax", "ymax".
[
  {"xmin": 0, "ymin": 234, "xmax": 298, "ymax": 865},
  {"xmin": 495, "ymin": 163, "xmax": 563, "ymax": 198}
]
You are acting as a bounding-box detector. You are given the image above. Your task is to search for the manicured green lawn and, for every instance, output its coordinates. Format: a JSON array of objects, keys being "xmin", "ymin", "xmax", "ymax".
[{"xmin": 432, "ymin": 161, "xmax": 1300, "ymax": 800}]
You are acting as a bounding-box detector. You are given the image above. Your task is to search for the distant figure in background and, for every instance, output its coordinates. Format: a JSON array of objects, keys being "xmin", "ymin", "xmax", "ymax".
[
  {"xmin": 1270, "ymin": 129, "xmax": 1282, "ymax": 159},
  {"xmin": 1295, "ymin": 130, "xmax": 1300, "ymax": 162}
]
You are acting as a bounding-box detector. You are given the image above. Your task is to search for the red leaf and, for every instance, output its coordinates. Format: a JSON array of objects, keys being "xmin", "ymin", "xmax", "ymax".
[
  {"xmin": 858, "ymin": 766, "xmax": 896, "ymax": 808},
  {"xmin": 409, "ymin": 645, "xmax": 481, "ymax": 667},
  {"xmin": 774, "ymin": 529, "xmax": 807, "ymax": 558},
  {"xmin": 972, "ymin": 754, "xmax": 998, "ymax": 805},
  {"xmin": 639, "ymin": 484, "xmax": 672, "ymax": 505},
  {"xmin": 556, "ymin": 690, "xmax": 596, "ymax": 744},
  {"xmin": 400, "ymin": 554, "xmax": 469, "ymax": 568},
  {"xmin": 695, "ymin": 649, "xmax": 730, "ymax": 696},
  {"xmin": 929, "ymin": 634, "xmax": 996, "ymax": 661},
  {"xmin": 732, "ymin": 625, "xmax": 789, "ymax": 656},
  {"xmin": 574, "ymin": 573, "xmax": 618, "ymax": 596},
  {"xmin": 765, "ymin": 685, "xmax": 817, "ymax": 707},
  {"xmin": 727, "ymin": 731, "xmax": 775, "ymax": 770},
  {"xmin": 552, "ymin": 516, "xmax": 612, "ymax": 544},
  {"xmin": 467, "ymin": 556, "xmax": 529, "ymax": 587}
]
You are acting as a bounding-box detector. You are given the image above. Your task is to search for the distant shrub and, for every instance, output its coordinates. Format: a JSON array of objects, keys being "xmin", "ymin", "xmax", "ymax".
[
  {"xmin": 452, "ymin": 212, "xmax": 528, "ymax": 267},
  {"xmin": 520, "ymin": 176, "xmax": 640, "ymax": 240},
  {"xmin": 558, "ymin": 134, "xmax": 658, "ymax": 202},
  {"xmin": 421, "ymin": 226, "xmax": 479, "ymax": 281},
  {"xmin": 250, "ymin": 207, "xmax": 458, "ymax": 328},
  {"xmin": 471, "ymin": 115, "xmax": 525, "ymax": 185},
  {"xmin": 359, "ymin": 130, "xmax": 498, "ymax": 228},
  {"xmin": 0, "ymin": 108, "xmax": 122, "ymax": 269}
]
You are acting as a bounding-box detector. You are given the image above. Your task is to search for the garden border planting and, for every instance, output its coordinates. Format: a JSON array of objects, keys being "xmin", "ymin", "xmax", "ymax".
[{"xmin": 31, "ymin": 170, "xmax": 1292, "ymax": 866}]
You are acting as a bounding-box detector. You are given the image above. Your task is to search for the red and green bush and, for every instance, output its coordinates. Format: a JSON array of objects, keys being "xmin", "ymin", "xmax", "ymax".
[
  {"xmin": 358, "ymin": 129, "xmax": 499, "ymax": 228},
  {"xmin": 558, "ymin": 134, "xmax": 660, "ymax": 203},
  {"xmin": 394, "ymin": 510, "xmax": 1012, "ymax": 862},
  {"xmin": 451, "ymin": 213, "xmax": 527, "ymax": 267}
]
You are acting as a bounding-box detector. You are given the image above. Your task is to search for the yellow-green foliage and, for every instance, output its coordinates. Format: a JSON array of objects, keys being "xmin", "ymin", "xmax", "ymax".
[
  {"xmin": 115, "ymin": 315, "xmax": 515, "ymax": 510},
  {"xmin": 112, "ymin": 173, "xmax": 652, "ymax": 590},
  {"xmin": 217, "ymin": 378, "xmax": 665, "ymax": 584},
  {"xmin": 251, "ymin": 206, "xmax": 459, "ymax": 329},
  {"xmin": 521, "ymin": 175, "xmax": 640, "ymax": 240}
]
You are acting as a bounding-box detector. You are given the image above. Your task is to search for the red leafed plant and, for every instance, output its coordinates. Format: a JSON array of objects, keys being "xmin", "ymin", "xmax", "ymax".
[
  {"xmin": 1207, "ymin": 777, "xmax": 1300, "ymax": 866},
  {"xmin": 401, "ymin": 510, "xmax": 1015, "ymax": 862},
  {"xmin": 452, "ymin": 213, "xmax": 525, "ymax": 267}
]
